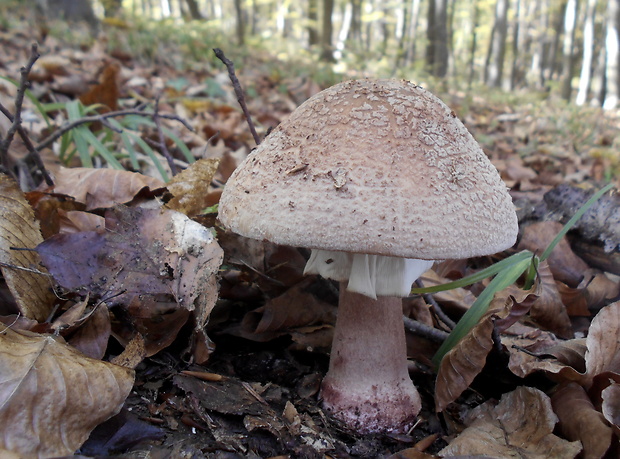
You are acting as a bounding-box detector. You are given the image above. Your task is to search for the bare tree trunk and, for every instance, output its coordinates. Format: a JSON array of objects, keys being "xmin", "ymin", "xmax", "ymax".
[
  {"xmin": 484, "ymin": 0, "xmax": 509, "ymax": 87},
  {"xmin": 547, "ymin": 1, "xmax": 566, "ymax": 81},
  {"xmin": 509, "ymin": 0, "xmax": 522, "ymax": 89},
  {"xmin": 426, "ymin": 0, "xmax": 448, "ymax": 77},
  {"xmin": 603, "ymin": 0, "xmax": 620, "ymax": 109},
  {"xmin": 576, "ymin": 0, "xmax": 597, "ymax": 105},
  {"xmin": 560, "ymin": 0, "xmax": 579, "ymax": 100},
  {"xmin": 321, "ymin": 0, "xmax": 335, "ymax": 61},
  {"xmin": 234, "ymin": 0, "xmax": 245, "ymax": 46},
  {"xmin": 308, "ymin": 0, "xmax": 320, "ymax": 46},
  {"xmin": 467, "ymin": 0, "xmax": 479, "ymax": 89},
  {"xmin": 348, "ymin": 0, "xmax": 362, "ymax": 44},
  {"xmin": 184, "ymin": 0, "xmax": 202, "ymax": 19}
]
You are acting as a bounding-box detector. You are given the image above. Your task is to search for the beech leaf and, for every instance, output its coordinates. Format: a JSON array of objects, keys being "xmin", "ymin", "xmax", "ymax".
[
  {"xmin": 0, "ymin": 328, "xmax": 134, "ymax": 458},
  {"xmin": 551, "ymin": 382, "xmax": 614, "ymax": 458},
  {"xmin": 36, "ymin": 205, "xmax": 223, "ymax": 356},
  {"xmin": 51, "ymin": 167, "xmax": 165, "ymax": 210},
  {"xmin": 0, "ymin": 175, "xmax": 55, "ymax": 321},
  {"xmin": 439, "ymin": 386, "xmax": 582, "ymax": 458},
  {"xmin": 585, "ymin": 301, "xmax": 620, "ymax": 386}
]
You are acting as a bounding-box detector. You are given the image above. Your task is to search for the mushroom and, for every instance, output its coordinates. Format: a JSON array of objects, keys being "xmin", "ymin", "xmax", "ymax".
[{"xmin": 218, "ymin": 79, "xmax": 518, "ymax": 433}]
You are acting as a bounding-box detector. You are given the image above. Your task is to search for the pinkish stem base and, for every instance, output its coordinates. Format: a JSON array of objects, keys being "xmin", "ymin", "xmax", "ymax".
[{"xmin": 320, "ymin": 283, "xmax": 422, "ymax": 433}]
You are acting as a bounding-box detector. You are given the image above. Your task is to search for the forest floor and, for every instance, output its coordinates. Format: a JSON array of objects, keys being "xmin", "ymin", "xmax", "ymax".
[{"xmin": 0, "ymin": 14, "xmax": 620, "ymax": 459}]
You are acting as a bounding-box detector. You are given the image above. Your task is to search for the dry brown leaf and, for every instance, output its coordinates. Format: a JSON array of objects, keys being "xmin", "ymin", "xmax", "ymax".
[
  {"xmin": 0, "ymin": 327, "xmax": 134, "ymax": 458},
  {"xmin": 506, "ymin": 337, "xmax": 588, "ymax": 384},
  {"xmin": 435, "ymin": 315, "xmax": 494, "ymax": 412},
  {"xmin": 529, "ymin": 261, "xmax": 574, "ymax": 338},
  {"xmin": 236, "ymin": 283, "xmax": 336, "ymax": 342},
  {"xmin": 585, "ymin": 301, "xmax": 620, "ymax": 386},
  {"xmin": 67, "ymin": 304, "xmax": 111, "ymax": 360},
  {"xmin": 51, "ymin": 167, "xmax": 165, "ymax": 210},
  {"xmin": 436, "ymin": 284, "xmax": 538, "ymax": 412},
  {"xmin": 0, "ymin": 175, "xmax": 55, "ymax": 321},
  {"xmin": 59, "ymin": 209, "xmax": 106, "ymax": 233},
  {"xmin": 602, "ymin": 383, "xmax": 620, "ymax": 432},
  {"xmin": 166, "ymin": 158, "xmax": 220, "ymax": 216},
  {"xmin": 518, "ymin": 221, "xmax": 589, "ymax": 287},
  {"xmin": 37, "ymin": 206, "xmax": 223, "ymax": 356},
  {"xmin": 551, "ymin": 382, "xmax": 614, "ymax": 459},
  {"xmin": 439, "ymin": 386, "xmax": 582, "ymax": 458},
  {"xmin": 79, "ymin": 60, "xmax": 120, "ymax": 112}
]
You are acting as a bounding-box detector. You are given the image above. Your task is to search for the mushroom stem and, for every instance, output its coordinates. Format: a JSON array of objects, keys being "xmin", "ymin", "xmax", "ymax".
[{"xmin": 320, "ymin": 283, "xmax": 422, "ymax": 433}]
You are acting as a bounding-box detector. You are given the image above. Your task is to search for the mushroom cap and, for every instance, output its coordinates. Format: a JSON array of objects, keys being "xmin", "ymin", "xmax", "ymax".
[{"xmin": 219, "ymin": 79, "xmax": 518, "ymax": 260}]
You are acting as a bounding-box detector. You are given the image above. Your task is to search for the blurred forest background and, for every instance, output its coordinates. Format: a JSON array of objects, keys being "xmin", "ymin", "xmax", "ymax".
[{"xmin": 19, "ymin": 0, "xmax": 620, "ymax": 110}]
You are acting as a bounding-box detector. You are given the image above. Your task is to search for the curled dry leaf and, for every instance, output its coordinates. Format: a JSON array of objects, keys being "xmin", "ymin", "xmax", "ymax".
[
  {"xmin": 36, "ymin": 205, "xmax": 223, "ymax": 356},
  {"xmin": 518, "ymin": 221, "xmax": 589, "ymax": 287},
  {"xmin": 51, "ymin": 167, "xmax": 165, "ymax": 210},
  {"xmin": 435, "ymin": 315, "xmax": 494, "ymax": 412},
  {"xmin": 439, "ymin": 386, "xmax": 582, "ymax": 458},
  {"xmin": 66, "ymin": 303, "xmax": 111, "ymax": 360},
  {"xmin": 506, "ymin": 337, "xmax": 588, "ymax": 384},
  {"xmin": 166, "ymin": 158, "xmax": 220, "ymax": 216},
  {"xmin": 528, "ymin": 261, "xmax": 573, "ymax": 339},
  {"xmin": 0, "ymin": 327, "xmax": 134, "ymax": 458},
  {"xmin": 435, "ymin": 284, "xmax": 538, "ymax": 412},
  {"xmin": 602, "ymin": 383, "xmax": 620, "ymax": 433},
  {"xmin": 0, "ymin": 175, "xmax": 55, "ymax": 321},
  {"xmin": 551, "ymin": 382, "xmax": 614, "ymax": 459},
  {"xmin": 585, "ymin": 301, "xmax": 620, "ymax": 388},
  {"xmin": 237, "ymin": 282, "xmax": 336, "ymax": 342}
]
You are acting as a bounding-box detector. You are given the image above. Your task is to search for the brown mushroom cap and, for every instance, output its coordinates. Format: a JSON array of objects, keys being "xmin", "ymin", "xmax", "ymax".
[{"xmin": 219, "ymin": 79, "xmax": 518, "ymax": 260}]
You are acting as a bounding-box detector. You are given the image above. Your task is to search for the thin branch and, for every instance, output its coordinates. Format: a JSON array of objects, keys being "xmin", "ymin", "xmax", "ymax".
[
  {"xmin": 403, "ymin": 315, "xmax": 449, "ymax": 343},
  {"xmin": 213, "ymin": 48, "xmax": 261, "ymax": 145},
  {"xmin": 35, "ymin": 107, "xmax": 193, "ymax": 152},
  {"xmin": 414, "ymin": 278, "xmax": 456, "ymax": 330},
  {"xmin": 0, "ymin": 43, "xmax": 40, "ymax": 154},
  {"xmin": 0, "ymin": 43, "xmax": 54, "ymax": 185},
  {"xmin": 152, "ymin": 95, "xmax": 177, "ymax": 175}
]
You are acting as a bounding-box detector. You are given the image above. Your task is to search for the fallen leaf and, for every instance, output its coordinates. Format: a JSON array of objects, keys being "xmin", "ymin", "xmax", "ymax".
[
  {"xmin": 506, "ymin": 337, "xmax": 588, "ymax": 384},
  {"xmin": 166, "ymin": 158, "xmax": 220, "ymax": 216},
  {"xmin": 237, "ymin": 282, "xmax": 336, "ymax": 342},
  {"xmin": 51, "ymin": 167, "xmax": 165, "ymax": 210},
  {"xmin": 585, "ymin": 301, "xmax": 620, "ymax": 388},
  {"xmin": 528, "ymin": 261, "xmax": 573, "ymax": 338},
  {"xmin": 436, "ymin": 284, "xmax": 538, "ymax": 412},
  {"xmin": 435, "ymin": 315, "xmax": 494, "ymax": 412},
  {"xmin": 36, "ymin": 205, "xmax": 223, "ymax": 356},
  {"xmin": 0, "ymin": 327, "xmax": 134, "ymax": 457},
  {"xmin": 439, "ymin": 386, "xmax": 582, "ymax": 458},
  {"xmin": 551, "ymin": 382, "xmax": 614, "ymax": 459},
  {"xmin": 601, "ymin": 383, "xmax": 620, "ymax": 432},
  {"xmin": 0, "ymin": 175, "xmax": 55, "ymax": 321}
]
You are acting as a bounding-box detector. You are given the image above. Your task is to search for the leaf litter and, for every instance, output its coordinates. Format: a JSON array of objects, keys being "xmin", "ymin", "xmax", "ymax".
[{"xmin": 0, "ymin": 20, "xmax": 619, "ymax": 458}]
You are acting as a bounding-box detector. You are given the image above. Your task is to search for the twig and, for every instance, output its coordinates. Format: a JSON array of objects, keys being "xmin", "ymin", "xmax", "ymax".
[
  {"xmin": 402, "ymin": 316, "xmax": 449, "ymax": 343},
  {"xmin": 414, "ymin": 278, "xmax": 456, "ymax": 330},
  {"xmin": 0, "ymin": 43, "xmax": 54, "ymax": 185},
  {"xmin": 152, "ymin": 95, "xmax": 177, "ymax": 175},
  {"xmin": 35, "ymin": 107, "xmax": 193, "ymax": 152},
  {"xmin": 213, "ymin": 48, "xmax": 261, "ymax": 145}
]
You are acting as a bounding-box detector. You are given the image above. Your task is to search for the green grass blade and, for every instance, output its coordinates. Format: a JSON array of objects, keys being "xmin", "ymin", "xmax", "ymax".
[
  {"xmin": 161, "ymin": 126, "xmax": 194, "ymax": 163},
  {"xmin": 431, "ymin": 254, "xmax": 533, "ymax": 367},
  {"xmin": 410, "ymin": 250, "xmax": 534, "ymax": 295},
  {"xmin": 73, "ymin": 126, "xmax": 93, "ymax": 168},
  {"xmin": 80, "ymin": 128, "xmax": 124, "ymax": 170},
  {"xmin": 126, "ymin": 131, "xmax": 169, "ymax": 181}
]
